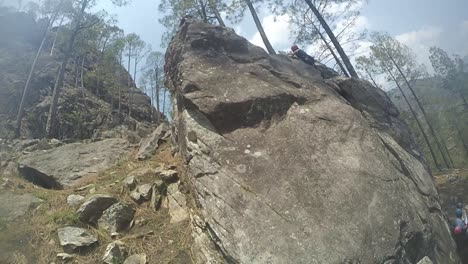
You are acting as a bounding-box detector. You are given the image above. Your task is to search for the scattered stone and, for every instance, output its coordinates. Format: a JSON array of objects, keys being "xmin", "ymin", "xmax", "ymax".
[
  {"xmin": 76, "ymin": 194, "xmax": 118, "ymax": 225},
  {"xmin": 102, "ymin": 241, "xmax": 127, "ymax": 264},
  {"xmin": 150, "ymin": 179, "xmax": 166, "ymax": 211},
  {"xmin": 167, "ymin": 184, "xmax": 189, "ymax": 223},
  {"xmin": 159, "ymin": 170, "xmax": 179, "ymax": 183},
  {"xmin": 187, "ymin": 130, "xmax": 197, "ymax": 142},
  {"xmin": 98, "ymin": 203, "xmax": 135, "ymax": 233},
  {"xmin": 49, "ymin": 138, "xmax": 63, "ymax": 148},
  {"xmin": 124, "ymin": 254, "xmax": 147, "ymax": 264},
  {"xmin": 89, "ymin": 187, "xmax": 96, "ymax": 194},
  {"xmin": 57, "ymin": 227, "xmax": 98, "ymax": 253},
  {"xmin": 417, "ymin": 256, "xmax": 433, "ymax": 264},
  {"xmin": 130, "ymin": 191, "xmax": 142, "ymax": 203},
  {"xmin": 123, "ymin": 176, "xmax": 138, "ymax": 190},
  {"xmin": 130, "ymin": 184, "xmax": 153, "ymax": 203},
  {"xmin": 75, "ymin": 184, "xmax": 95, "ymax": 192},
  {"xmin": 56, "ymin": 253, "xmax": 74, "ymax": 261},
  {"xmin": 66, "ymin": 194, "xmax": 85, "ymax": 207},
  {"xmin": 136, "ymin": 123, "xmax": 170, "ymax": 160}
]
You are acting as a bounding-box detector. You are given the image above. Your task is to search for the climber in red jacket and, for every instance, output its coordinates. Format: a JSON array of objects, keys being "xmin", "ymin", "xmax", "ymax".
[{"xmin": 290, "ymin": 44, "xmax": 315, "ymax": 66}]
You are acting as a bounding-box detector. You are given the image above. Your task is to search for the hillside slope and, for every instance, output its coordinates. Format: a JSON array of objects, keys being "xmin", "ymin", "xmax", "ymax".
[
  {"xmin": 0, "ymin": 10, "xmax": 161, "ymax": 140},
  {"xmin": 388, "ymin": 77, "xmax": 468, "ymax": 169}
]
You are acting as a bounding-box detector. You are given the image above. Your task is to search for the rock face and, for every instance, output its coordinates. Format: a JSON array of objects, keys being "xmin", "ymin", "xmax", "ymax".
[
  {"xmin": 165, "ymin": 21, "xmax": 459, "ymax": 263},
  {"xmin": 17, "ymin": 138, "xmax": 129, "ymax": 188},
  {"xmin": 57, "ymin": 227, "xmax": 98, "ymax": 253}
]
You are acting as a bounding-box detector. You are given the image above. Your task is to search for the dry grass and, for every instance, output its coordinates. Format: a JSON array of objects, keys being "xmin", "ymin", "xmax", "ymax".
[{"xmin": 5, "ymin": 143, "xmax": 195, "ymax": 264}]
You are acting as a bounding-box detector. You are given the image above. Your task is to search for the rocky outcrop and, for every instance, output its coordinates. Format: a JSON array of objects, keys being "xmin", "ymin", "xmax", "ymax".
[
  {"xmin": 18, "ymin": 138, "xmax": 130, "ymax": 188},
  {"xmin": 165, "ymin": 21, "xmax": 459, "ymax": 263}
]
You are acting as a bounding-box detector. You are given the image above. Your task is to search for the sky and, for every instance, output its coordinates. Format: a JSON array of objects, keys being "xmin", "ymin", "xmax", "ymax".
[{"xmin": 4, "ymin": 0, "xmax": 468, "ymax": 77}]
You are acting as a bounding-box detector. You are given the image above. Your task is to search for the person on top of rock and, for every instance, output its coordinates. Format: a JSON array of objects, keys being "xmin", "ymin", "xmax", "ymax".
[{"xmin": 290, "ymin": 44, "xmax": 315, "ymax": 66}]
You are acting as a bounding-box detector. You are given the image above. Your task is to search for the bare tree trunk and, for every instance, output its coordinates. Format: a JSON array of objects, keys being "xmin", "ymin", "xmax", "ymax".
[
  {"xmin": 198, "ymin": 0, "xmax": 208, "ymax": 22},
  {"xmin": 386, "ymin": 50, "xmax": 452, "ymax": 169},
  {"xmin": 384, "ymin": 63, "xmax": 442, "ymax": 171},
  {"xmin": 150, "ymin": 82, "xmax": 155, "ymax": 120},
  {"xmin": 312, "ymin": 23, "xmax": 349, "ymax": 77},
  {"xmin": 74, "ymin": 56, "xmax": 79, "ymax": 88},
  {"xmin": 209, "ymin": 0, "xmax": 226, "ymax": 26},
  {"xmin": 15, "ymin": 4, "xmax": 61, "ymax": 137},
  {"xmin": 46, "ymin": 0, "xmax": 89, "ymax": 138},
  {"xmin": 80, "ymin": 56, "xmax": 85, "ymax": 97},
  {"xmin": 155, "ymin": 68, "xmax": 160, "ymax": 113},
  {"xmin": 50, "ymin": 14, "xmax": 65, "ymax": 56},
  {"xmin": 454, "ymin": 122, "xmax": 468, "ymax": 157},
  {"xmin": 304, "ymin": 0, "xmax": 358, "ymax": 78},
  {"xmin": 245, "ymin": 0, "xmax": 276, "ymax": 55},
  {"xmin": 365, "ymin": 69, "xmax": 379, "ymax": 88},
  {"xmin": 162, "ymin": 88, "xmax": 167, "ymax": 116},
  {"xmin": 118, "ymin": 53, "xmax": 123, "ymax": 115},
  {"xmin": 127, "ymin": 46, "xmax": 132, "ymax": 116}
]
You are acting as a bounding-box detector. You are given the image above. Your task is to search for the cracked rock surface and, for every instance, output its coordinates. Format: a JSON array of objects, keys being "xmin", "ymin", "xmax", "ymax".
[{"xmin": 165, "ymin": 21, "xmax": 459, "ymax": 264}]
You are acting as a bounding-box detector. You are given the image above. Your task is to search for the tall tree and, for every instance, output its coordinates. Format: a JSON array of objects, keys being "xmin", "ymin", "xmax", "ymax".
[
  {"xmin": 15, "ymin": 0, "xmax": 65, "ymax": 137},
  {"xmin": 226, "ymin": 0, "xmax": 276, "ymax": 54},
  {"xmin": 124, "ymin": 33, "xmax": 143, "ymax": 116},
  {"xmin": 429, "ymin": 46, "xmax": 468, "ymax": 108},
  {"xmin": 45, "ymin": 0, "xmax": 129, "ymax": 138},
  {"xmin": 158, "ymin": 0, "xmax": 227, "ymax": 47},
  {"xmin": 369, "ymin": 32, "xmax": 452, "ymax": 169},
  {"xmin": 143, "ymin": 51, "xmax": 165, "ymax": 120},
  {"xmin": 356, "ymin": 54, "xmax": 442, "ymax": 171},
  {"xmin": 302, "ymin": 0, "xmax": 358, "ymax": 77}
]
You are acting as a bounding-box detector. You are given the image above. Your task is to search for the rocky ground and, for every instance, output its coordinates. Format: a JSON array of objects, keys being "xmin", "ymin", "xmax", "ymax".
[
  {"xmin": 435, "ymin": 169, "xmax": 468, "ymax": 263},
  {"xmin": 0, "ymin": 124, "xmax": 196, "ymax": 264}
]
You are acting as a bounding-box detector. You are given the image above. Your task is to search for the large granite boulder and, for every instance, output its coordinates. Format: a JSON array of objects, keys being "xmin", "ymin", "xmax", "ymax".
[
  {"xmin": 17, "ymin": 138, "xmax": 129, "ymax": 188},
  {"xmin": 165, "ymin": 21, "xmax": 459, "ymax": 263}
]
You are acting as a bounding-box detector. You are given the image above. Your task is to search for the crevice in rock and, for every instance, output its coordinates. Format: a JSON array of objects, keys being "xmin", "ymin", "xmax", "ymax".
[
  {"xmin": 205, "ymin": 223, "xmax": 240, "ymax": 264},
  {"xmin": 202, "ymin": 94, "xmax": 306, "ymax": 134},
  {"xmin": 18, "ymin": 165, "xmax": 63, "ymax": 190},
  {"xmin": 379, "ymin": 136, "xmax": 430, "ymax": 197}
]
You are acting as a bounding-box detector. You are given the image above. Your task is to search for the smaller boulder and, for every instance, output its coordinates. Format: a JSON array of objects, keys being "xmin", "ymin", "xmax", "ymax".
[
  {"xmin": 98, "ymin": 203, "xmax": 135, "ymax": 233},
  {"xmin": 136, "ymin": 123, "xmax": 169, "ymax": 160},
  {"xmin": 150, "ymin": 180, "xmax": 166, "ymax": 211},
  {"xmin": 66, "ymin": 194, "xmax": 85, "ymax": 207},
  {"xmin": 124, "ymin": 254, "xmax": 147, "ymax": 264},
  {"xmin": 159, "ymin": 170, "xmax": 179, "ymax": 183},
  {"xmin": 122, "ymin": 176, "xmax": 138, "ymax": 190},
  {"xmin": 102, "ymin": 240, "xmax": 127, "ymax": 264},
  {"xmin": 56, "ymin": 253, "xmax": 74, "ymax": 262},
  {"xmin": 130, "ymin": 184, "xmax": 153, "ymax": 203},
  {"xmin": 76, "ymin": 194, "xmax": 118, "ymax": 225},
  {"xmin": 57, "ymin": 227, "xmax": 98, "ymax": 253},
  {"xmin": 417, "ymin": 257, "xmax": 433, "ymax": 264}
]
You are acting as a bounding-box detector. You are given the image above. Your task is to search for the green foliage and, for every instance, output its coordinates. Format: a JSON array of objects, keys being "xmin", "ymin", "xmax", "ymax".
[{"xmin": 49, "ymin": 208, "xmax": 80, "ymax": 225}]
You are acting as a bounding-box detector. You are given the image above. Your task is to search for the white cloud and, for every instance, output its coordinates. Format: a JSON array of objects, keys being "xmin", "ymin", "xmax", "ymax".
[
  {"xmin": 395, "ymin": 26, "xmax": 443, "ymax": 71},
  {"xmin": 248, "ymin": 14, "xmax": 294, "ymax": 52}
]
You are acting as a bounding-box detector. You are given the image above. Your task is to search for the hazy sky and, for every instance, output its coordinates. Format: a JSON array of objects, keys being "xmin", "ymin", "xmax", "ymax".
[
  {"xmin": 4, "ymin": 0, "xmax": 468, "ymax": 69},
  {"xmin": 92, "ymin": 0, "xmax": 468, "ymax": 69}
]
